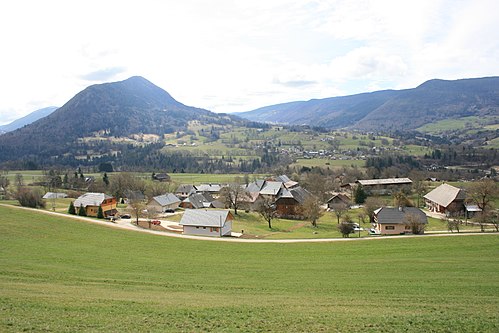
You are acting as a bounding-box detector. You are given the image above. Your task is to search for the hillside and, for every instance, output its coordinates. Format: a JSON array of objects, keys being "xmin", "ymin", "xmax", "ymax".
[
  {"xmin": 0, "ymin": 106, "xmax": 58, "ymax": 134},
  {"xmin": 237, "ymin": 77, "xmax": 499, "ymax": 131},
  {"xmin": 0, "ymin": 76, "xmax": 248, "ymax": 164}
]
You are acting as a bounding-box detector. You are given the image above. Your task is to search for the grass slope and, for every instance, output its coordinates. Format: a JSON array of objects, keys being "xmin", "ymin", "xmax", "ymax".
[{"xmin": 1, "ymin": 206, "xmax": 498, "ymax": 332}]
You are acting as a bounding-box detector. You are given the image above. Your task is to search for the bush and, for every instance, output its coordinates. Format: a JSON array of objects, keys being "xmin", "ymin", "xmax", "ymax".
[
  {"xmin": 16, "ymin": 187, "xmax": 45, "ymax": 208},
  {"xmin": 68, "ymin": 201, "xmax": 76, "ymax": 215}
]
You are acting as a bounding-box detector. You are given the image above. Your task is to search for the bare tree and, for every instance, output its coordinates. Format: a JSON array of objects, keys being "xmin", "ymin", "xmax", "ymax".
[
  {"xmin": 256, "ymin": 197, "xmax": 277, "ymax": 229},
  {"xmin": 393, "ymin": 191, "xmax": 412, "ymax": 207},
  {"xmin": 468, "ymin": 179, "xmax": 498, "ymax": 213},
  {"xmin": 468, "ymin": 179, "xmax": 498, "ymax": 232},
  {"xmin": 128, "ymin": 200, "xmax": 145, "ymax": 226},
  {"xmin": 364, "ymin": 197, "xmax": 385, "ymax": 223},
  {"xmin": 301, "ymin": 197, "xmax": 324, "ymax": 227},
  {"xmin": 412, "ymin": 179, "xmax": 428, "ymax": 208},
  {"xmin": 357, "ymin": 212, "xmax": 367, "ymax": 224},
  {"xmin": 219, "ymin": 178, "xmax": 245, "ymax": 215},
  {"xmin": 446, "ymin": 218, "xmax": 461, "ymax": 233},
  {"xmin": 404, "ymin": 213, "xmax": 426, "ymax": 234},
  {"xmin": 331, "ymin": 202, "xmax": 348, "ymax": 224}
]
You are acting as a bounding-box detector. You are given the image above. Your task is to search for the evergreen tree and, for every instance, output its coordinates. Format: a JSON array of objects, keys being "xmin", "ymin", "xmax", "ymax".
[
  {"xmin": 68, "ymin": 201, "xmax": 76, "ymax": 215},
  {"xmin": 97, "ymin": 205, "xmax": 104, "ymax": 219},
  {"xmin": 78, "ymin": 204, "xmax": 86, "ymax": 216},
  {"xmin": 354, "ymin": 185, "xmax": 367, "ymax": 204},
  {"xmin": 103, "ymin": 172, "xmax": 109, "ymax": 186}
]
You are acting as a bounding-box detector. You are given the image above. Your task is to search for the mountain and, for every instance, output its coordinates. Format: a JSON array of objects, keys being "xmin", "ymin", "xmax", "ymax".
[
  {"xmin": 0, "ymin": 106, "xmax": 58, "ymax": 134},
  {"xmin": 237, "ymin": 77, "xmax": 499, "ymax": 130},
  {"xmin": 0, "ymin": 76, "xmax": 247, "ymax": 164}
]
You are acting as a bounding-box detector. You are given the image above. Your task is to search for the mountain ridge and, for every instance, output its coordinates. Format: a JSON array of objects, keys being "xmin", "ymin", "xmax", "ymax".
[
  {"xmin": 0, "ymin": 106, "xmax": 58, "ymax": 134},
  {"xmin": 236, "ymin": 76, "xmax": 499, "ymax": 130}
]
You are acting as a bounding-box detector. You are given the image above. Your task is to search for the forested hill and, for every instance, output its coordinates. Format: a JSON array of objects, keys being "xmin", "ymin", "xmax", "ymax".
[
  {"xmin": 236, "ymin": 76, "xmax": 499, "ymax": 130},
  {"xmin": 0, "ymin": 76, "xmax": 248, "ymax": 164}
]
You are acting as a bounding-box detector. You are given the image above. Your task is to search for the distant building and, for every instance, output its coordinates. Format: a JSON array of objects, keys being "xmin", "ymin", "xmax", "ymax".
[
  {"xmin": 341, "ymin": 178, "xmax": 412, "ymax": 195},
  {"xmin": 152, "ymin": 173, "xmax": 171, "ymax": 182},
  {"xmin": 180, "ymin": 210, "xmax": 233, "ymax": 237},
  {"xmin": 326, "ymin": 193, "xmax": 351, "ymax": 209},
  {"xmin": 42, "ymin": 192, "xmax": 68, "ymax": 199}
]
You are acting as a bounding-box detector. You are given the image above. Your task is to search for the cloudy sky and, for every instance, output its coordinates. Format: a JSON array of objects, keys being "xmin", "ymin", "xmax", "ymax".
[{"xmin": 1, "ymin": 0, "xmax": 498, "ymax": 125}]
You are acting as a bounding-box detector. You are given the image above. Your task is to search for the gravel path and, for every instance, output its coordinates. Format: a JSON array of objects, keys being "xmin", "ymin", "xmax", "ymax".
[{"xmin": 2, "ymin": 203, "xmax": 497, "ymax": 244}]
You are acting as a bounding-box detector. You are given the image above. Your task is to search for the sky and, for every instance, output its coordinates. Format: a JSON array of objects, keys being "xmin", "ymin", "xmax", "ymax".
[{"xmin": 1, "ymin": 0, "xmax": 498, "ymax": 125}]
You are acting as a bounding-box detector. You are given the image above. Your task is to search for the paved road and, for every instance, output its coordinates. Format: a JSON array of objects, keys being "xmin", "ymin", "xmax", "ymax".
[{"xmin": 2, "ymin": 203, "xmax": 497, "ymax": 244}]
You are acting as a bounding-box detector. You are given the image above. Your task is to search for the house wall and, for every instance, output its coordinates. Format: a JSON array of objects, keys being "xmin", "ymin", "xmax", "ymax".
[
  {"xmin": 221, "ymin": 220, "xmax": 232, "ymax": 236},
  {"xmin": 183, "ymin": 225, "xmax": 223, "ymax": 237},
  {"xmin": 375, "ymin": 223, "xmax": 411, "ymax": 235},
  {"xmin": 85, "ymin": 205, "xmax": 100, "ymax": 217},
  {"xmin": 276, "ymin": 198, "xmax": 300, "ymax": 218}
]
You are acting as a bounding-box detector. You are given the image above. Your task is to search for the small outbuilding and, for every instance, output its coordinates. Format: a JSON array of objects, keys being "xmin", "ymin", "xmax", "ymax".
[{"xmin": 180, "ymin": 210, "xmax": 234, "ymax": 237}]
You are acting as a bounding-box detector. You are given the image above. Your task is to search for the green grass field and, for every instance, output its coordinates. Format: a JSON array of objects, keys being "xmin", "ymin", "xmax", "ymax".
[{"xmin": 1, "ymin": 205, "xmax": 498, "ymax": 332}]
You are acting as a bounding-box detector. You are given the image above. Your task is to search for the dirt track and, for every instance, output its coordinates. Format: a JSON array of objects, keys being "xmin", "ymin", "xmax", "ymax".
[{"xmin": 2, "ymin": 203, "xmax": 497, "ymax": 244}]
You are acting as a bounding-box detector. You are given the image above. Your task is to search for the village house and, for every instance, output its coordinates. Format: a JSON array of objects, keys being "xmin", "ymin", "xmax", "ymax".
[
  {"xmin": 373, "ymin": 206, "xmax": 428, "ymax": 235},
  {"xmin": 73, "ymin": 192, "xmax": 117, "ymax": 217},
  {"xmin": 195, "ymin": 184, "xmax": 223, "ymax": 198},
  {"xmin": 180, "ymin": 193, "xmax": 224, "ymax": 209},
  {"xmin": 175, "ymin": 184, "xmax": 197, "ymax": 199},
  {"xmin": 274, "ymin": 186, "xmax": 313, "ymax": 218},
  {"xmin": 424, "ymin": 183, "xmax": 466, "ymax": 216},
  {"xmin": 180, "ymin": 209, "xmax": 234, "ymax": 237},
  {"xmin": 147, "ymin": 193, "xmax": 181, "ymax": 213}
]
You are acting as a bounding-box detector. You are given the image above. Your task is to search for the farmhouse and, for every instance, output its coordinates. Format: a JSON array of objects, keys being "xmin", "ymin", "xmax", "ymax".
[
  {"xmin": 74, "ymin": 192, "xmax": 117, "ymax": 217},
  {"xmin": 274, "ymin": 186, "xmax": 313, "ymax": 218},
  {"xmin": 424, "ymin": 183, "xmax": 466, "ymax": 216},
  {"xmin": 175, "ymin": 184, "xmax": 197, "ymax": 199},
  {"xmin": 152, "ymin": 173, "xmax": 171, "ymax": 182},
  {"xmin": 180, "ymin": 209, "xmax": 233, "ymax": 237},
  {"xmin": 147, "ymin": 193, "xmax": 181, "ymax": 213},
  {"xmin": 195, "ymin": 184, "xmax": 223, "ymax": 197},
  {"xmin": 373, "ymin": 206, "xmax": 428, "ymax": 235}
]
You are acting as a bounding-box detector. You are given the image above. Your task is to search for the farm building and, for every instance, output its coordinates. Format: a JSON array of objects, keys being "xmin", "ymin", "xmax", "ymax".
[
  {"xmin": 326, "ymin": 193, "xmax": 351, "ymax": 209},
  {"xmin": 373, "ymin": 206, "xmax": 428, "ymax": 235},
  {"xmin": 274, "ymin": 186, "xmax": 313, "ymax": 218},
  {"xmin": 73, "ymin": 192, "xmax": 117, "ymax": 217},
  {"xmin": 180, "ymin": 210, "xmax": 233, "ymax": 237},
  {"xmin": 175, "ymin": 184, "xmax": 197, "ymax": 199},
  {"xmin": 342, "ymin": 178, "xmax": 412, "ymax": 195},
  {"xmin": 180, "ymin": 193, "xmax": 224, "ymax": 209},
  {"xmin": 424, "ymin": 183, "xmax": 466, "ymax": 216},
  {"xmin": 42, "ymin": 192, "xmax": 68, "ymax": 199}
]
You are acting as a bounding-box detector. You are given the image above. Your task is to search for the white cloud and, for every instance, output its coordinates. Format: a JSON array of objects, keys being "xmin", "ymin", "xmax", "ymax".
[{"xmin": 0, "ymin": 0, "xmax": 498, "ymax": 124}]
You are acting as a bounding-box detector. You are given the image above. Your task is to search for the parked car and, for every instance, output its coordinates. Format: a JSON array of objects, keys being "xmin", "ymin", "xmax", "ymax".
[
  {"xmin": 368, "ymin": 228, "xmax": 380, "ymax": 235},
  {"xmin": 151, "ymin": 220, "xmax": 161, "ymax": 226},
  {"xmin": 120, "ymin": 214, "xmax": 131, "ymax": 219},
  {"xmin": 164, "ymin": 209, "xmax": 175, "ymax": 213}
]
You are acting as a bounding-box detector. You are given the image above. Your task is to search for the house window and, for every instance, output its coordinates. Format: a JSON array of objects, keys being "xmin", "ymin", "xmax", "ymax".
[
  {"xmin": 203, "ymin": 227, "xmax": 206, "ymax": 229},
  {"xmin": 196, "ymin": 226, "xmax": 199, "ymax": 229},
  {"xmin": 385, "ymin": 226, "xmax": 395, "ymax": 230}
]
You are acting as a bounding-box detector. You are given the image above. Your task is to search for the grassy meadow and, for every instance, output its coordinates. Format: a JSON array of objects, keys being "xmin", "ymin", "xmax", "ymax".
[{"xmin": 1, "ymin": 205, "xmax": 498, "ymax": 332}]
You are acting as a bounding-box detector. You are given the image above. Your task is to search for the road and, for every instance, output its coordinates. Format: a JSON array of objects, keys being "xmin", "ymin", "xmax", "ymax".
[{"xmin": 2, "ymin": 203, "xmax": 497, "ymax": 244}]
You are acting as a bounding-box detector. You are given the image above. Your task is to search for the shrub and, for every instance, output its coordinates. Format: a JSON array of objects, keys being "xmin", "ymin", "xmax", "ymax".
[{"xmin": 16, "ymin": 187, "xmax": 45, "ymax": 208}]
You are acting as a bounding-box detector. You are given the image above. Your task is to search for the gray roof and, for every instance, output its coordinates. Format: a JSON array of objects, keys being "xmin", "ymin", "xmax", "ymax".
[
  {"xmin": 74, "ymin": 192, "xmax": 113, "ymax": 207},
  {"xmin": 152, "ymin": 193, "xmax": 180, "ymax": 206},
  {"xmin": 357, "ymin": 178, "xmax": 412, "ymax": 186},
  {"xmin": 184, "ymin": 193, "xmax": 216, "ymax": 209},
  {"xmin": 123, "ymin": 190, "xmax": 145, "ymax": 201},
  {"xmin": 196, "ymin": 184, "xmax": 222, "ymax": 193},
  {"xmin": 180, "ymin": 210, "xmax": 233, "ymax": 227},
  {"xmin": 260, "ymin": 181, "xmax": 283, "ymax": 195},
  {"xmin": 326, "ymin": 193, "xmax": 350, "ymax": 204},
  {"xmin": 423, "ymin": 183, "xmax": 466, "ymax": 207},
  {"xmin": 276, "ymin": 186, "xmax": 312, "ymax": 204},
  {"xmin": 176, "ymin": 184, "xmax": 197, "ymax": 194},
  {"xmin": 245, "ymin": 180, "xmax": 265, "ymax": 193},
  {"xmin": 375, "ymin": 207, "xmax": 428, "ymax": 224},
  {"xmin": 43, "ymin": 192, "xmax": 67, "ymax": 199}
]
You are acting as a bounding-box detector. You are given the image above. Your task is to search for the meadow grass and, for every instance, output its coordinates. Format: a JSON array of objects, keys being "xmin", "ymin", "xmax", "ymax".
[{"xmin": 1, "ymin": 205, "xmax": 498, "ymax": 332}]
